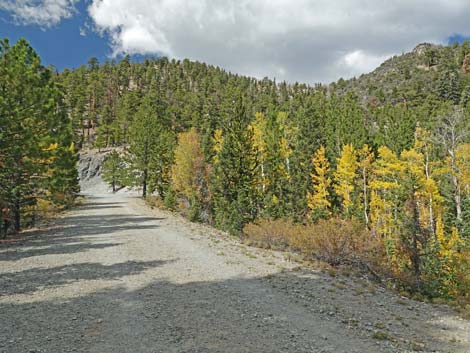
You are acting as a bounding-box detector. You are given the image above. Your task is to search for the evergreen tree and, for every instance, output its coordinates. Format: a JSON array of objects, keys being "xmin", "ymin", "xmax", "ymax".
[
  {"xmin": 211, "ymin": 96, "xmax": 258, "ymax": 234},
  {"xmin": 437, "ymin": 68, "xmax": 461, "ymax": 105},
  {"xmin": 48, "ymin": 142, "xmax": 80, "ymax": 206},
  {"xmin": 127, "ymin": 93, "xmax": 174, "ymax": 198},
  {"xmin": 0, "ymin": 38, "xmax": 78, "ymax": 231},
  {"xmin": 102, "ymin": 150, "xmax": 125, "ymax": 192}
]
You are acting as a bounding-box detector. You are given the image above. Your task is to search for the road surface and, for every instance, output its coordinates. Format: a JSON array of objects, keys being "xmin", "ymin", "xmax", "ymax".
[{"xmin": 1, "ymin": 186, "xmax": 469, "ymax": 353}]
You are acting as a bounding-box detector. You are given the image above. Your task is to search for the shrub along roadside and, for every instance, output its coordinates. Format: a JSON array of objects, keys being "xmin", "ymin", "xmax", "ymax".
[
  {"xmin": 243, "ymin": 217, "xmax": 470, "ymax": 304},
  {"xmin": 243, "ymin": 218, "xmax": 386, "ymax": 275}
]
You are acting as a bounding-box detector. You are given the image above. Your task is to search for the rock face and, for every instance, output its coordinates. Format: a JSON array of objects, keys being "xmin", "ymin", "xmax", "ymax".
[
  {"xmin": 78, "ymin": 150, "xmax": 107, "ymax": 182},
  {"xmin": 412, "ymin": 42, "xmax": 434, "ymax": 56},
  {"xmin": 77, "ymin": 149, "xmax": 109, "ymax": 192},
  {"xmin": 463, "ymin": 54, "xmax": 470, "ymax": 74}
]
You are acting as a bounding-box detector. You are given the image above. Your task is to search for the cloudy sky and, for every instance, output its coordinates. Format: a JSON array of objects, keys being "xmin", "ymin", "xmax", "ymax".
[{"xmin": 1, "ymin": 0, "xmax": 469, "ymax": 83}]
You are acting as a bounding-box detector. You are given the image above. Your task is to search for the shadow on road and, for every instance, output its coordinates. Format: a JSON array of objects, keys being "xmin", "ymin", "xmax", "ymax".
[
  {"xmin": 0, "ymin": 204, "xmax": 165, "ymax": 262},
  {"xmin": 0, "ymin": 194, "xmax": 466, "ymax": 353},
  {"xmin": 0, "ymin": 266, "xmax": 465, "ymax": 353},
  {"xmin": 0, "ymin": 260, "xmax": 173, "ymax": 296}
]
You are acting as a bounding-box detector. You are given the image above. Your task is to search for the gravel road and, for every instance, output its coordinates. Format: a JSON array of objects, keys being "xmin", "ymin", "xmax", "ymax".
[{"xmin": 1, "ymin": 183, "xmax": 469, "ymax": 353}]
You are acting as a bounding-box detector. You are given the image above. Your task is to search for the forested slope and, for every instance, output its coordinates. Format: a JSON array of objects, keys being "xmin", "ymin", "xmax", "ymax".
[
  {"xmin": 0, "ymin": 39, "xmax": 79, "ymax": 236},
  {"xmin": 59, "ymin": 40, "xmax": 470, "ymax": 300},
  {"xmin": 2, "ymin": 36, "xmax": 470, "ymax": 301}
]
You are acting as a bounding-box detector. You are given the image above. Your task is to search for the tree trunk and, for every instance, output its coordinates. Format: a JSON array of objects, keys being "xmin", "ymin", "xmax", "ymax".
[
  {"xmin": 362, "ymin": 168, "xmax": 369, "ymax": 225},
  {"xmin": 1, "ymin": 209, "xmax": 8, "ymax": 238},
  {"xmin": 13, "ymin": 199, "xmax": 21, "ymax": 232},
  {"xmin": 409, "ymin": 195, "xmax": 422, "ymax": 289},
  {"xmin": 453, "ymin": 175, "xmax": 462, "ymax": 221},
  {"xmin": 142, "ymin": 169, "xmax": 148, "ymax": 198},
  {"xmin": 2, "ymin": 222, "xmax": 7, "ymax": 239}
]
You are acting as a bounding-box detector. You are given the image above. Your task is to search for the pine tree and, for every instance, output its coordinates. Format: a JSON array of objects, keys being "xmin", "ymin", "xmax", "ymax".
[
  {"xmin": 48, "ymin": 142, "xmax": 80, "ymax": 206},
  {"xmin": 326, "ymin": 93, "xmax": 368, "ymax": 157},
  {"xmin": 372, "ymin": 104, "xmax": 417, "ymax": 155},
  {"xmin": 263, "ymin": 112, "xmax": 292, "ymax": 217},
  {"xmin": 211, "ymin": 96, "xmax": 258, "ymax": 234},
  {"xmin": 0, "ymin": 38, "xmax": 78, "ymax": 231},
  {"xmin": 102, "ymin": 150, "xmax": 125, "ymax": 192},
  {"xmin": 127, "ymin": 93, "xmax": 174, "ymax": 198},
  {"xmin": 400, "ymin": 145, "xmax": 444, "ymax": 288},
  {"xmin": 437, "ymin": 68, "xmax": 461, "ymax": 105},
  {"xmin": 288, "ymin": 92, "xmax": 327, "ymax": 217}
]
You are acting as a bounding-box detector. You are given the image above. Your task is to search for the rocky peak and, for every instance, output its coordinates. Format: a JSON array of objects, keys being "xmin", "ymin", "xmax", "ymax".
[{"xmin": 412, "ymin": 43, "xmax": 434, "ymax": 56}]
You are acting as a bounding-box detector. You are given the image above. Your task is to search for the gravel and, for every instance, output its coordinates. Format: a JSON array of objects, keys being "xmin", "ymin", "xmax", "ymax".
[{"xmin": 1, "ymin": 180, "xmax": 469, "ymax": 353}]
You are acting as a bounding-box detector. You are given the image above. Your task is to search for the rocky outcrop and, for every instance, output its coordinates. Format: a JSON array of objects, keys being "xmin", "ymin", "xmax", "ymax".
[
  {"xmin": 412, "ymin": 42, "xmax": 434, "ymax": 56},
  {"xmin": 78, "ymin": 149, "xmax": 108, "ymax": 182}
]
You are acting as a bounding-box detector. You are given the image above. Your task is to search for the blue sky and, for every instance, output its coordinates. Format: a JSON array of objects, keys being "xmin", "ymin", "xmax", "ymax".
[
  {"xmin": 1, "ymin": 0, "xmax": 470, "ymax": 82},
  {"xmin": 0, "ymin": 2, "xmax": 108, "ymax": 70},
  {"xmin": 448, "ymin": 34, "xmax": 470, "ymax": 46}
]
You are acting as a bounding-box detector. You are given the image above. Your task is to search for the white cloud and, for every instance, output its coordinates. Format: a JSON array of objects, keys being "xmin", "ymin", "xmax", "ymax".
[
  {"xmin": 10, "ymin": 0, "xmax": 469, "ymax": 83},
  {"xmin": 338, "ymin": 50, "xmax": 391, "ymax": 78},
  {"xmin": 0, "ymin": 0, "xmax": 78, "ymax": 27}
]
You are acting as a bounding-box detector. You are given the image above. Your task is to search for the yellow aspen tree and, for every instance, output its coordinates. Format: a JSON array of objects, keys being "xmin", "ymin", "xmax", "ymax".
[
  {"xmin": 369, "ymin": 146, "xmax": 404, "ymax": 251},
  {"xmin": 401, "ymin": 147, "xmax": 428, "ymax": 226},
  {"xmin": 212, "ymin": 129, "xmax": 224, "ymax": 164},
  {"xmin": 402, "ymin": 138, "xmax": 444, "ymax": 237},
  {"xmin": 307, "ymin": 145, "xmax": 331, "ymax": 217},
  {"xmin": 357, "ymin": 144, "xmax": 374, "ymax": 225},
  {"xmin": 249, "ymin": 112, "xmax": 268, "ymax": 192},
  {"xmin": 278, "ymin": 136, "xmax": 293, "ymax": 183},
  {"xmin": 171, "ymin": 128, "xmax": 207, "ymax": 205},
  {"xmin": 435, "ymin": 213, "xmax": 464, "ymax": 296},
  {"xmin": 455, "ymin": 143, "xmax": 470, "ymax": 195},
  {"xmin": 414, "ymin": 127, "xmax": 442, "ymax": 235},
  {"xmin": 334, "ymin": 144, "xmax": 357, "ymax": 217},
  {"xmin": 435, "ymin": 214, "xmax": 462, "ymax": 257},
  {"xmin": 400, "ymin": 145, "xmax": 445, "ymax": 285}
]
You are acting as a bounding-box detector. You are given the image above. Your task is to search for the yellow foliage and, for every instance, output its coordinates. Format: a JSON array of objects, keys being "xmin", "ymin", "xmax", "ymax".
[
  {"xmin": 369, "ymin": 146, "xmax": 403, "ymax": 240},
  {"xmin": 43, "ymin": 142, "xmax": 58, "ymax": 151},
  {"xmin": 249, "ymin": 112, "xmax": 268, "ymax": 190},
  {"xmin": 212, "ymin": 129, "xmax": 224, "ymax": 159},
  {"xmin": 436, "ymin": 215, "xmax": 463, "ymax": 258},
  {"xmin": 356, "ymin": 145, "xmax": 374, "ymax": 224},
  {"xmin": 334, "ymin": 144, "xmax": 357, "ymax": 214},
  {"xmin": 250, "ymin": 112, "xmax": 267, "ymax": 157},
  {"xmin": 307, "ymin": 145, "xmax": 331, "ymax": 214},
  {"xmin": 171, "ymin": 128, "xmax": 207, "ymax": 202},
  {"xmin": 456, "ymin": 143, "xmax": 470, "ymax": 195}
]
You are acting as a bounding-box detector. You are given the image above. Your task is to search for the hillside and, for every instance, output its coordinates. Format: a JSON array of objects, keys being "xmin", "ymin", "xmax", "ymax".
[
  {"xmin": 334, "ymin": 42, "xmax": 470, "ymax": 107},
  {"xmin": 3, "ymin": 37, "xmax": 470, "ymax": 307}
]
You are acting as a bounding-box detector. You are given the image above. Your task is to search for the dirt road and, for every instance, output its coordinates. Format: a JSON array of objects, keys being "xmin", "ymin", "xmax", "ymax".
[{"xmin": 1, "ymin": 186, "xmax": 469, "ymax": 353}]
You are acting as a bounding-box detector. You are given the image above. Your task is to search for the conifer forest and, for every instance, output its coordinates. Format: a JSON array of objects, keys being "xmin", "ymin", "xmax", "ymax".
[{"xmin": 2, "ymin": 37, "xmax": 470, "ymax": 302}]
